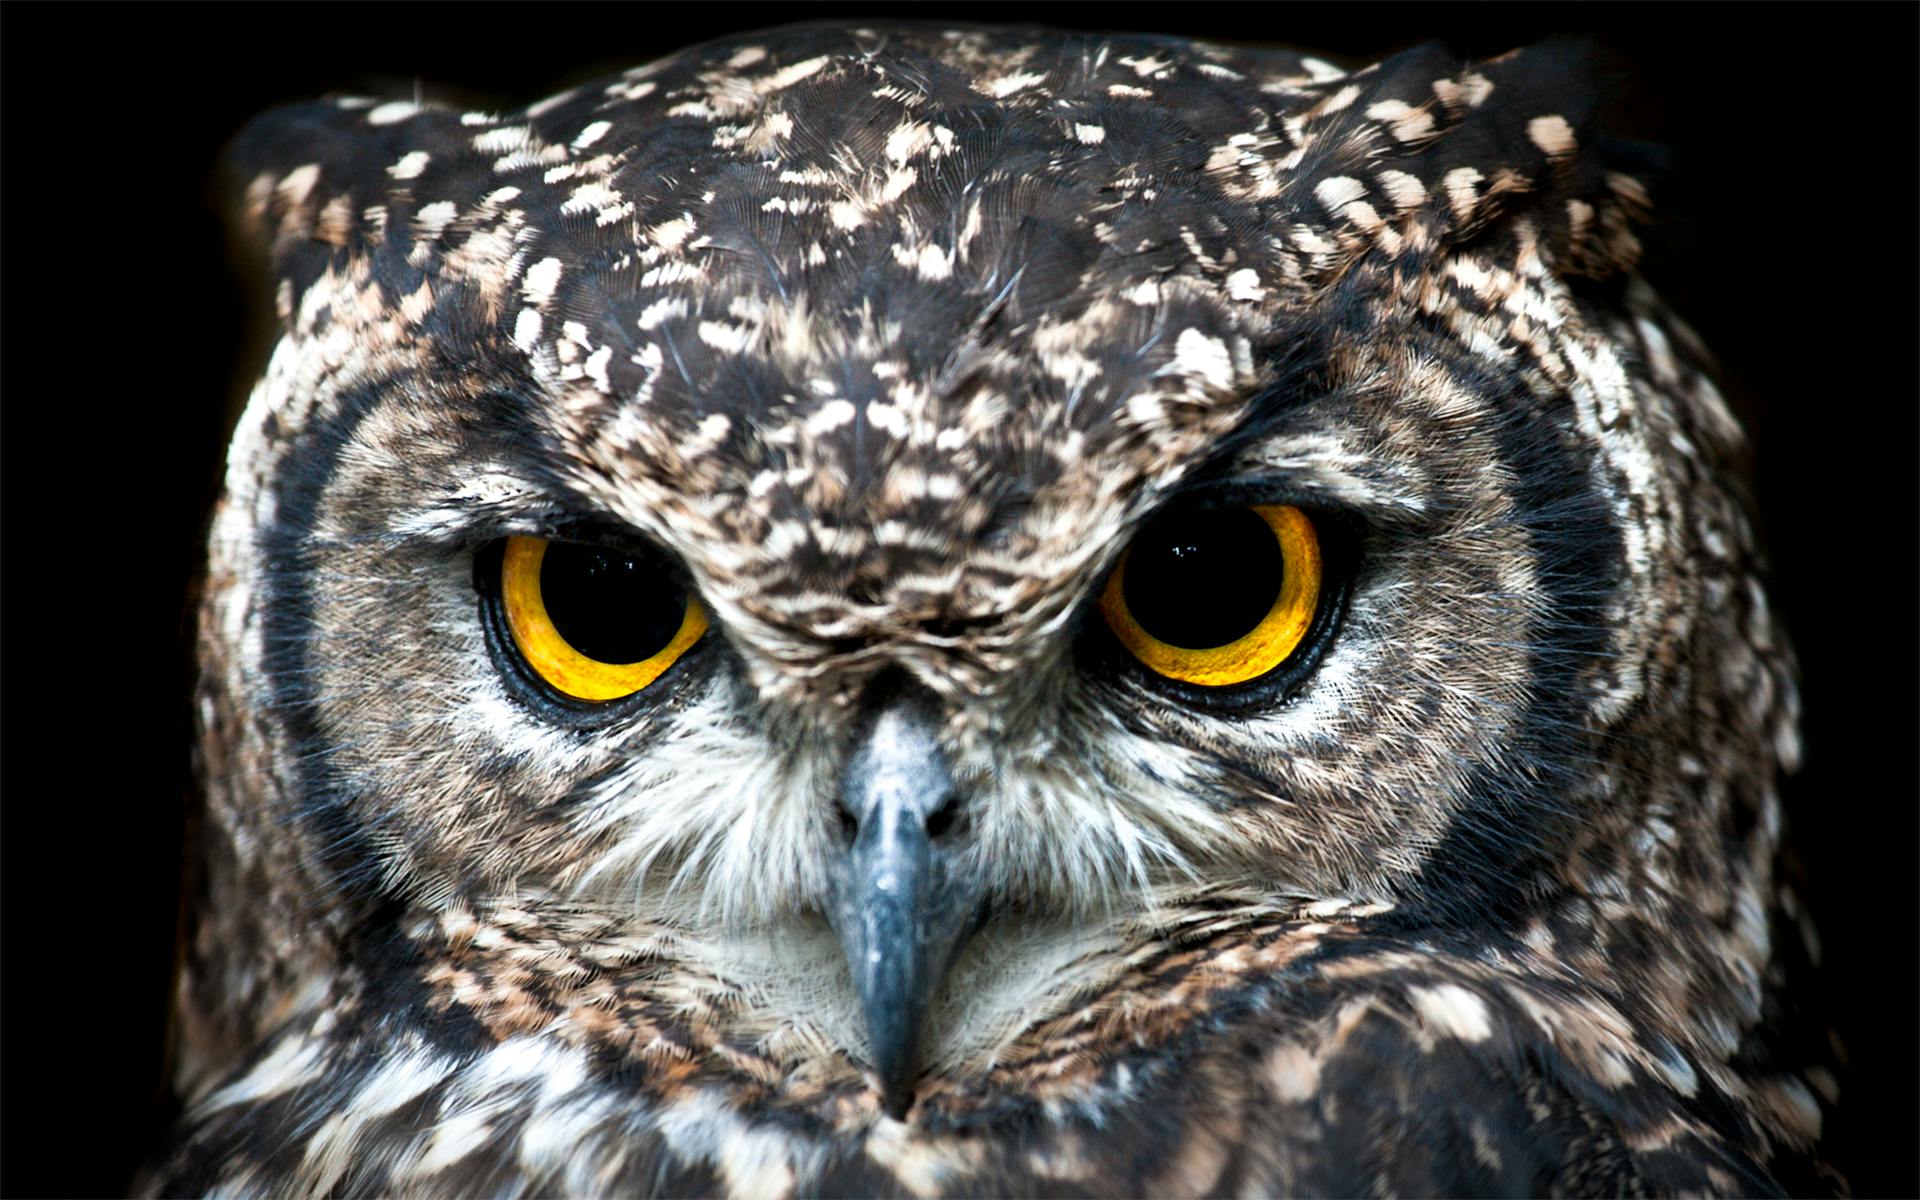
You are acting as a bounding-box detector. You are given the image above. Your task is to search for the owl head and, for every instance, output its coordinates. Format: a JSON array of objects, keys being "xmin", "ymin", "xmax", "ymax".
[{"xmin": 193, "ymin": 26, "xmax": 1798, "ymax": 1119}]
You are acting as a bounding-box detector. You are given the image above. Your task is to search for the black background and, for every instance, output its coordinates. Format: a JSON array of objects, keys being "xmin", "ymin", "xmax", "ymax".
[{"xmin": 3, "ymin": 5, "xmax": 1914, "ymax": 1195}]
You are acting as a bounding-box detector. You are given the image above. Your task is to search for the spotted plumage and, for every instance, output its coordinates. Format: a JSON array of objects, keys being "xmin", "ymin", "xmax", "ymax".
[{"xmin": 147, "ymin": 24, "xmax": 1837, "ymax": 1197}]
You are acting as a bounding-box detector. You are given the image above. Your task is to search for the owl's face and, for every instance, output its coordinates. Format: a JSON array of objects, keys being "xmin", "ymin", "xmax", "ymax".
[{"xmin": 209, "ymin": 26, "xmax": 1784, "ymax": 1117}]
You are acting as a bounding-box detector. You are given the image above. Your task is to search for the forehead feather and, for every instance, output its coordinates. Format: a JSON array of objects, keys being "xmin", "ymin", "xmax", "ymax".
[{"xmin": 500, "ymin": 27, "xmax": 1319, "ymax": 502}]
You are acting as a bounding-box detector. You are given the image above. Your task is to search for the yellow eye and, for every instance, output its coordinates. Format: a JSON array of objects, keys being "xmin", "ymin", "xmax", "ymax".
[
  {"xmin": 499, "ymin": 535, "xmax": 707, "ymax": 702},
  {"xmin": 1097, "ymin": 505, "xmax": 1322, "ymax": 688}
]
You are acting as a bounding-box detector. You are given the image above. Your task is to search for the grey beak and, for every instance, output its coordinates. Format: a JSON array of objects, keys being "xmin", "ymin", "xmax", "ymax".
[{"xmin": 825, "ymin": 698, "xmax": 983, "ymax": 1119}]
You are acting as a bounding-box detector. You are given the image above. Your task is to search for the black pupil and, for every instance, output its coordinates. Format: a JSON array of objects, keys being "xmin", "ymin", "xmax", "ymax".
[
  {"xmin": 1122, "ymin": 508, "xmax": 1284, "ymax": 649},
  {"xmin": 540, "ymin": 542, "xmax": 686, "ymax": 664}
]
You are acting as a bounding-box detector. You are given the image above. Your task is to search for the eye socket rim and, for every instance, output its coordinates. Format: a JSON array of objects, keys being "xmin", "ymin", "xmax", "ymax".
[
  {"xmin": 1085, "ymin": 500, "xmax": 1357, "ymax": 713},
  {"xmin": 474, "ymin": 536, "xmax": 711, "ymax": 720}
]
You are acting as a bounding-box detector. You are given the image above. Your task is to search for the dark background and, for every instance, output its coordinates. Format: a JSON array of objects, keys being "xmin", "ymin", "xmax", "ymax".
[{"xmin": 3, "ymin": 5, "xmax": 1913, "ymax": 1195}]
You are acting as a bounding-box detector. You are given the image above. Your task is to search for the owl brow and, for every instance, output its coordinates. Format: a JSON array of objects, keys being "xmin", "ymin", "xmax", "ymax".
[
  {"xmin": 1152, "ymin": 381, "xmax": 1421, "ymax": 522},
  {"xmin": 373, "ymin": 495, "xmax": 691, "ymax": 570},
  {"xmin": 333, "ymin": 419, "xmax": 669, "ymax": 548}
]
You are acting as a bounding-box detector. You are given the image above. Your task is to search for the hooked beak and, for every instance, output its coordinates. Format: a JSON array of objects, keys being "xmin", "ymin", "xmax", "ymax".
[{"xmin": 825, "ymin": 697, "xmax": 983, "ymax": 1119}]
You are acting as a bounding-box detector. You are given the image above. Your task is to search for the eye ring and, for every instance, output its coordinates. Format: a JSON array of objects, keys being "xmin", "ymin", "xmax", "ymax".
[
  {"xmin": 1096, "ymin": 504, "xmax": 1325, "ymax": 690},
  {"xmin": 494, "ymin": 535, "xmax": 707, "ymax": 703}
]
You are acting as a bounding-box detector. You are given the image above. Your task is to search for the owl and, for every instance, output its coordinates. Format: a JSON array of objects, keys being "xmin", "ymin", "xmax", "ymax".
[{"xmin": 146, "ymin": 24, "xmax": 1838, "ymax": 1197}]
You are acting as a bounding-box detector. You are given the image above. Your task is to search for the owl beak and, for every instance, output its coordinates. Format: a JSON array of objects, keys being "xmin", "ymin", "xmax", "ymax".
[{"xmin": 827, "ymin": 700, "xmax": 983, "ymax": 1120}]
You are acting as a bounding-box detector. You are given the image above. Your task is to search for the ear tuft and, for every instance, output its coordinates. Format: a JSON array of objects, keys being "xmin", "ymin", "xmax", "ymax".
[
  {"xmin": 222, "ymin": 98, "xmax": 463, "ymax": 320},
  {"xmin": 1446, "ymin": 38, "xmax": 1666, "ymax": 278},
  {"xmin": 1276, "ymin": 38, "xmax": 1665, "ymax": 283}
]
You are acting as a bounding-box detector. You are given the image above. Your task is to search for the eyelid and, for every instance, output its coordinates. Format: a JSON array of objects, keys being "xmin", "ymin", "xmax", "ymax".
[
  {"xmin": 471, "ymin": 516, "xmax": 703, "ymax": 587},
  {"xmin": 1190, "ymin": 469, "xmax": 1424, "ymax": 533},
  {"xmin": 1132, "ymin": 475, "xmax": 1359, "ymax": 528}
]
